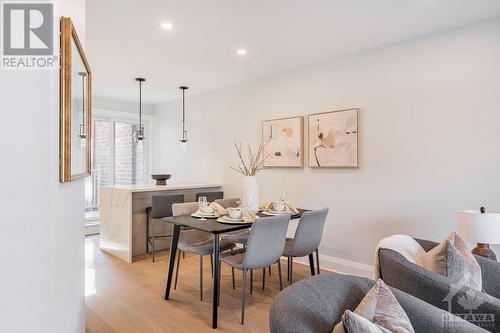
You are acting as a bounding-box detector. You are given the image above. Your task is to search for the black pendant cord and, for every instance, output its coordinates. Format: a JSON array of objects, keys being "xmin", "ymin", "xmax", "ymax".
[
  {"xmin": 139, "ymin": 79, "xmax": 142, "ymax": 133},
  {"xmin": 182, "ymin": 88, "xmax": 185, "ymax": 138},
  {"xmin": 179, "ymin": 86, "xmax": 189, "ymax": 142},
  {"xmin": 135, "ymin": 78, "xmax": 146, "ymax": 140}
]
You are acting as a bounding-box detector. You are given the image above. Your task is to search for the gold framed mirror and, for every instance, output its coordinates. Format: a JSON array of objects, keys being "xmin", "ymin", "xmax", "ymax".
[{"xmin": 60, "ymin": 17, "xmax": 92, "ymax": 182}]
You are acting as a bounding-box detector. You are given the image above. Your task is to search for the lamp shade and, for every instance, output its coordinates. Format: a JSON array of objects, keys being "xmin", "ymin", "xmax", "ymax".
[{"xmin": 458, "ymin": 210, "xmax": 500, "ymax": 244}]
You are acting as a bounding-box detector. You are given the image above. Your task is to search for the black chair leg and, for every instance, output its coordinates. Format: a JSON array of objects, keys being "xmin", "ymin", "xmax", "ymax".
[
  {"xmin": 174, "ymin": 249, "xmax": 181, "ymax": 290},
  {"xmin": 277, "ymin": 260, "xmax": 283, "ymax": 291},
  {"xmin": 151, "ymin": 219, "xmax": 156, "ymax": 262},
  {"xmin": 287, "ymin": 257, "xmax": 290, "ymax": 281},
  {"xmin": 231, "ymin": 267, "xmax": 235, "ymax": 289},
  {"xmin": 269, "ymin": 266, "xmax": 271, "ymax": 276},
  {"xmin": 146, "ymin": 212, "xmax": 150, "ymax": 255},
  {"xmin": 308, "ymin": 253, "xmax": 315, "ymax": 276},
  {"xmin": 262, "ymin": 268, "xmax": 266, "ymax": 291},
  {"xmin": 200, "ymin": 255, "xmax": 203, "ymax": 301},
  {"xmin": 316, "ymin": 248, "xmax": 320, "ymax": 274},
  {"xmin": 241, "ymin": 269, "xmax": 247, "ymax": 325},
  {"xmin": 250, "ymin": 269, "xmax": 253, "ymax": 295}
]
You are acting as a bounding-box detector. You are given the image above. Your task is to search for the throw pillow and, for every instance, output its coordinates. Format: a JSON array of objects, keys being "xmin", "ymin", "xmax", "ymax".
[
  {"xmin": 332, "ymin": 279, "xmax": 415, "ymax": 333},
  {"xmin": 341, "ymin": 311, "xmax": 391, "ymax": 333},
  {"xmin": 421, "ymin": 232, "xmax": 482, "ymax": 291}
]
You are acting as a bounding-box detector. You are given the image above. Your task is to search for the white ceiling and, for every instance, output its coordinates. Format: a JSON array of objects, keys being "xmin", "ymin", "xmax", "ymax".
[{"xmin": 86, "ymin": 0, "xmax": 500, "ymax": 105}]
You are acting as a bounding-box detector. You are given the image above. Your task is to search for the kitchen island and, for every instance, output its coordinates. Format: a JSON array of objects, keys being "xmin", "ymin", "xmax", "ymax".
[{"xmin": 99, "ymin": 183, "xmax": 222, "ymax": 263}]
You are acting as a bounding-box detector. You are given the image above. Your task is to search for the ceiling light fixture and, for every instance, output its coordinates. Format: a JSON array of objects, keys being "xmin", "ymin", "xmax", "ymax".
[
  {"xmin": 179, "ymin": 86, "xmax": 189, "ymax": 144},
  {"xmin": 134, "ymin": 78, "xmax": 146, "ymax": 143},
  {"xmin": 236, "ymin": 48, "xmax": 247, "ymax": 56},
  {"xmin": 161, "ymin": 22, "xmax": 173, "ymax": 30}
]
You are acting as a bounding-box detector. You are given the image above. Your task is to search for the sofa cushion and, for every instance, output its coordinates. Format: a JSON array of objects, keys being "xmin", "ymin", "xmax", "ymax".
[{"xmin": 269, "ymin": 274, "xmax": 487, "ymax": 333}]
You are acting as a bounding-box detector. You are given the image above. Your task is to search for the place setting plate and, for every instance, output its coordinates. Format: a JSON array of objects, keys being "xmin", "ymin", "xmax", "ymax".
[
  {"xmin": 190, "ymin": 211, "xmax": 220, "ymax": 219},
  {"xmin": 216, "ymin": 215, "xmax": 254, "ymax": 224},
  {"xmin": 262, "ymin": 209, "xmax": 300, "ymax": 218}
]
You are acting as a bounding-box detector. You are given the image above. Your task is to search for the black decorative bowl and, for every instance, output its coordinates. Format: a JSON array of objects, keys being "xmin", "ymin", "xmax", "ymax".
[{"xmin": 151, "ymin": 174, "xmax": 171, "ymax": 186}]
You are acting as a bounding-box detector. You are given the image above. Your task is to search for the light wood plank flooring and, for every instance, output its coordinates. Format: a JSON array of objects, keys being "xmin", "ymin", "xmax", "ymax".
[{"xmin": 85, "ymin": 235, "xmax": 327, "ymax": 332}]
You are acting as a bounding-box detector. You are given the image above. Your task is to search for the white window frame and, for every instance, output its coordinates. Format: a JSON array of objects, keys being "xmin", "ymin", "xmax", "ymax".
[
  {"xmin": 85, "ymin": 108, "xmax": 154, "ymax": 227},
  {"xmin": 92, "ymin": 108, "xmax": 154, "ymax": 185}
]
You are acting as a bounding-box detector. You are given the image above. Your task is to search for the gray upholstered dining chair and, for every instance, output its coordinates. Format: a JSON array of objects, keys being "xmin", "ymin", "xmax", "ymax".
[
  {"xmin": 221, "ymin": 214, "xmax": 290, "ymax": 324},
  {"xmin": 284, "ymin": 207, "xmax": 329, "ymax": 285},
  {"xmin": 145, "ymin": 194, "xmax": 185, "ymax": 262},
  {"xmin": 195, "ymin": 191, "xmax": 223, "ymax": 202},
  {"xmin": 172, "ymin": 202, "xmax": 236, "ymax": 301}
]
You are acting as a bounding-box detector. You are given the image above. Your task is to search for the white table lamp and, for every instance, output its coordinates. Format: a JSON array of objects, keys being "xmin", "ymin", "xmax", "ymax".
[{"xmin": 458, "ymin": 207, "xmax": 500, "ymax": 261}]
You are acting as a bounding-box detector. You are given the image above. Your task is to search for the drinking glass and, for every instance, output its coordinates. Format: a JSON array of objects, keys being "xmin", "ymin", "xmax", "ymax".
[
  {"xmin": 280, "ymin": 191, "xmax": 287, "ymax": 203},
  {"xmin": 198, "ymin": 196, "xmax": 207, "ymax": 220}
]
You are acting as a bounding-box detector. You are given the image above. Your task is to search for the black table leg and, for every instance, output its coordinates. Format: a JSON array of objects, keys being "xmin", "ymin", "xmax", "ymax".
[
  {"xmin": 164, "ymin": 225, "xmax": 181, "ymax": 300},
  {"xmin": 308, "ymin": 253, "xmax": 316, "ymax": 276},
  {"xmin": 212, "ymin": 234, "xmax": 220, "ymax": 329}
]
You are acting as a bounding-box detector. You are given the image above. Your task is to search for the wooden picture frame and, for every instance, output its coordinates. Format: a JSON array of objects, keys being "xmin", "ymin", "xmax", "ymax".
[
  {"xmin": 262, "ymin": 116, "xmax": 304, "ymax": 168},
  {"xmin": 60, "ymin": 17, "xmax": 92, "ymax": 182},
  {"xmin": 308, "ymin": 108, "xmax": 359, "ymax": 168}
]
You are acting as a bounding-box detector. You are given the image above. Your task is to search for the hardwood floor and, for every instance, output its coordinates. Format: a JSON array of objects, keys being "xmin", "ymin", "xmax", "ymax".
[{"xmin": 85, "ymin": 235, "xmax": 326, "ymax": 332}]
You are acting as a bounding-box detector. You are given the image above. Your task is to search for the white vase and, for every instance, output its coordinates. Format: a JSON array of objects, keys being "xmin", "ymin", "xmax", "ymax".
[{"xmin": 241, "ymin": 176, "xmax": 259, "ymax": 213}]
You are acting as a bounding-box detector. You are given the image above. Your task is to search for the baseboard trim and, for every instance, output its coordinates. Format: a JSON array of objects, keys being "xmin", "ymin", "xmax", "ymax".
[{"xmin": 293, "ymin": 253, "xmax": 374, "ymax": 279}]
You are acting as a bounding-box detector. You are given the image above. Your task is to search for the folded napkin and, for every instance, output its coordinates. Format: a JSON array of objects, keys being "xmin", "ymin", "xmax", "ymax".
[
  {"xmin": 264, "ymin": 201, "xmax": 299, "ymax": 214},
  {"xmin": 264, "ymin": 202, "xmax": 281, "ymax": 211},
  {"xmin": 196, "ymin": 205, "xmax": 215, "ymax": 215},
  {"xmin": 285, "ymin": 202, "xmax": 299, "ymax": 215},
  {"xmin": 241, "ymin": 208, "xmax": 259, "ymax": 222},
  {"xmin": 209, "ymin": 202, "xmax": 227, "ymax": 216}
]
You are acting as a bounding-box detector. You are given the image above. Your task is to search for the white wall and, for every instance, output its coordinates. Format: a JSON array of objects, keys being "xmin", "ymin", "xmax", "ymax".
[
  {"xmin": 154, "ymin": 18, "xmax": 500, "ymax": 270},
  {"xmin": 0, "ymin": 0, "xmax": 86, "ymax": 332}
]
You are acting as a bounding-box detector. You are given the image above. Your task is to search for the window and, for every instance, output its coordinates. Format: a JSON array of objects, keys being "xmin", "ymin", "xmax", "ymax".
[{"xmin": 84, "ymin": 110, "xmax": 151, "ymax": 223}]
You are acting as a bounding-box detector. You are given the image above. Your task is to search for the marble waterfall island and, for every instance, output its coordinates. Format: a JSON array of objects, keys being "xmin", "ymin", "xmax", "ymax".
[{"xmin": 99, "ymin": 183, "xmax": 222, "ymax": 263}]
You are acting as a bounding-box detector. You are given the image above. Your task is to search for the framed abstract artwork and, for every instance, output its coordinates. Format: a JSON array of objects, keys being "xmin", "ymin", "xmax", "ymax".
[
  {"xmin": 262, "ymin": 116, "xmax": 304, "ymax": 168},
  {"xmin": 308, "ymin": 108, "xmax": 359, "ymax": 168}
]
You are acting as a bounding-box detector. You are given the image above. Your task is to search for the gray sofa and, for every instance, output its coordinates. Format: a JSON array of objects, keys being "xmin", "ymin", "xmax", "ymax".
[
  {"xmin": 269, "ymin": 274, "xmax": 486, "ymax": 333},
  {"xmin": 379, "ymin": 238, "xmax": 500, "ymax": 333}
]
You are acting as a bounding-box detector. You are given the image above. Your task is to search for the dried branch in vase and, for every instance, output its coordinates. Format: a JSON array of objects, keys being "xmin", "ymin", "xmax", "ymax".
[{"xmin": 230, "ymin": 140, "xmax": 271, "ymax": 176}]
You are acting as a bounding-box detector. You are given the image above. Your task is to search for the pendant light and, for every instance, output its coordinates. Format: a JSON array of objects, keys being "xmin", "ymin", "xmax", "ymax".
[
  {"xmin": 179, "ymin": 86, "xmax": 189, "ymax": 144},
  {"xmin": 134, "ymin": 77, "xmax": 146, "ymax": 143},
  {"xmin": 78, "ymin": 72, "xmax": 87, "ymax": 145}
]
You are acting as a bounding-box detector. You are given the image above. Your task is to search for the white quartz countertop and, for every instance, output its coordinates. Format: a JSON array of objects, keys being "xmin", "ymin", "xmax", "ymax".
[{"xmin": 101, "ymin": 182, "xmax": 222, "ymax": 193}]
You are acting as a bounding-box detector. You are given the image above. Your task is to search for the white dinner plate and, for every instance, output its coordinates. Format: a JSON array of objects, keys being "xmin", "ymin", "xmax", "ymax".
[
  {"xmin": 216, "ymin": 216, "xmax": 252, "ymax": 224},
  {"xmin": 191, "ymin": 212, "xmax": 219, "ymax": 219},
  {"xmin": 262, "ymin": 210, "xmax": 300, "ymax": 217},
  {"xmin": 263, "ymin": 210, "xmax": 288, "ymax": 216}
]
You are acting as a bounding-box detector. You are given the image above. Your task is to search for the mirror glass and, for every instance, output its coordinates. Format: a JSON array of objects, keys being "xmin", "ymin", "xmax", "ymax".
[{"xmin": 70, "ymin": 39, "xmax": 88, "ymax": 176}]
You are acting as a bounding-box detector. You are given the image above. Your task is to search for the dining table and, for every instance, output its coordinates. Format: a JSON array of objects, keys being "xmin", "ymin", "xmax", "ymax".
[{"xmin": 162, "ymin": 209, "xmax": 310, "ymax": 329}]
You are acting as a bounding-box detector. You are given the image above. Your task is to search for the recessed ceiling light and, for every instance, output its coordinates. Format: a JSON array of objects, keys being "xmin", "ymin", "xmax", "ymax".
[
  {"xmin": 161, "ymin": 22, "xmax": 173, "ymax": 30},
  {"xmin": 236, "ymin": 49, "xmax": 247, "ymax": 56}
]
